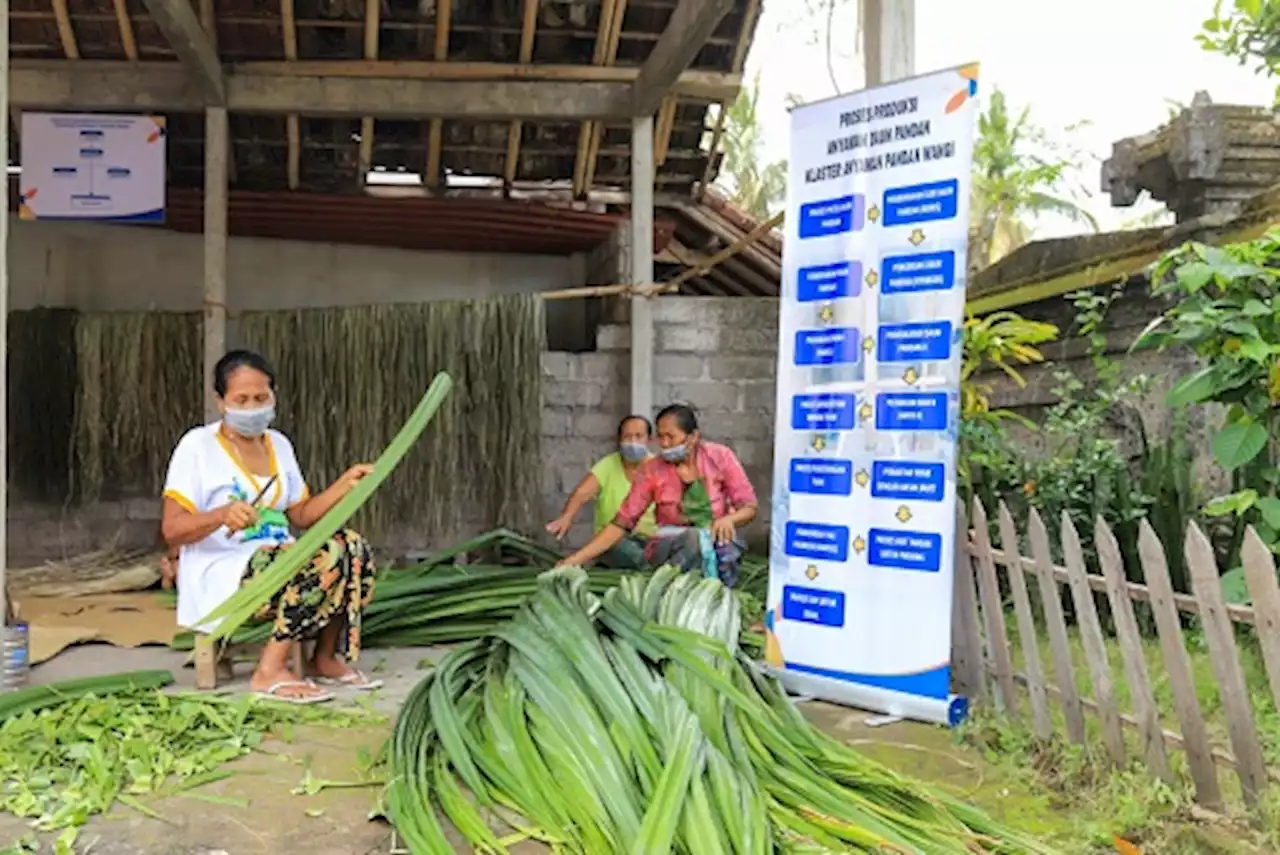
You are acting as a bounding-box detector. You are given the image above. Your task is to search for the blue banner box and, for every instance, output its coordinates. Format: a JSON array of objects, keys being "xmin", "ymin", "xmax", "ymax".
[
  {"xmin": 881, "ymin": 179, "xmax": 959, "ymax": 226},
  {"xmin": 877, "ymin": 320, "xmax": 953, "ymax": 363},
  {"xmin": 871, "ymin": 461, "xmax": 945, "ymax": 502},
  {"xmin": 791, "ymin": 393, "xmax": 857, "ymax": 431},
  {"xmin": 795, "ymin": 327, "xmax": 861, "ymax": 366},
  {"xmin": 880, "ymin": 250, "xmax": 956, "ymax": 296},
  {"xmin": 784, "ymin": 521, "xmax": 851, "ymax": 562},
  {"xmin": 868, "ymin": 528, "xmax": 943, "ymax": 573},
  {"xmin": 798, "ymin": 194, "xmax": 866, "ymax": 239},
  {"xmin": 789, "ymin": 458, "xmax": 854, "ymax": 496},
  {"xmin": 782, "ymin": 585, "xmax": 847, "ymax": 627},
  {"xmin": 797, "ymin": 260, "xmax": 861, "ymax": 302},
  {"xmin": 875, "ymin": 392, "xmax": 948, "ymax": 431}
]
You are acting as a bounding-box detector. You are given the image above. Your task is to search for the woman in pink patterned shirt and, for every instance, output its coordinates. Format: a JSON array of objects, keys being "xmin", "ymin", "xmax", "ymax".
[{"xmin": 557, "ymin": 404, "xmax": 758, "ymax": 585}]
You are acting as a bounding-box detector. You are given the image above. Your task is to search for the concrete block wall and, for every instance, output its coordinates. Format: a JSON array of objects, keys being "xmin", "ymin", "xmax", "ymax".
[{"xmin": 540, "ymin": 297, "xmax": 781, "ymax": 552}]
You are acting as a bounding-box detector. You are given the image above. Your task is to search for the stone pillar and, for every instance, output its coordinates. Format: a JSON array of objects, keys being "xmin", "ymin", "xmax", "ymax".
[
  {"xmin": 630, "ymin": 114, "xmax": 655, "ymax": 419},
  {"xmin": 203, "ymin": 106, "xmax": 228, "ymax": 419}
]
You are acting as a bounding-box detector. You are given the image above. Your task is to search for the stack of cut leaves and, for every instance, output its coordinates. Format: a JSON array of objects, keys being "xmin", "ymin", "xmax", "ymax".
[
  {"xmin": 0, "ymin": 672, "xmax": 375, "ymax": 851},
  {"xmin": 387, "ymin": 566, "xmax": 1056, "ymax": 854},
  {"xmin": 169, "ymin": 529, "xmax": 632, "ymax": 651}
]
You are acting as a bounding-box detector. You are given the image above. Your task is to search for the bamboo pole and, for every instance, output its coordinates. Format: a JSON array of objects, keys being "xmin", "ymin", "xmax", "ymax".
[{"xmin": 540, "ymin": 208, "xmax": 783, "ymax": 301}]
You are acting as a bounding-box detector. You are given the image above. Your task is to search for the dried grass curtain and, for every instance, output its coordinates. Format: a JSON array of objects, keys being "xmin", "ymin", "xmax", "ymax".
[
  {"xmin": 72, "ymin": 313, "xmax": 203, "ymax": 502},
  {"xmin": 240, "ymin": 295, "xmax": 544, "ymax": 541},
  {"xmin": 9, "ymin": 309, "xmax": 78, "ymax": 500}
]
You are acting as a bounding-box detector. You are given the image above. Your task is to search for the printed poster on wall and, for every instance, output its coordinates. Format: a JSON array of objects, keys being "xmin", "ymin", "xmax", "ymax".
[
  {"xmin": 764, "ymin": 64, "xmax": 980, "ymax": 726},
  {"xmin": 19, "ymin": 113, "xmax": 166, "ymax": 223}
]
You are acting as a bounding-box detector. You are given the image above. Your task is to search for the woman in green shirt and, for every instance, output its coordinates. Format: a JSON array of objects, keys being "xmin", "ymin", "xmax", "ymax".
[{"xmin": 545, "ymin": 414, "xmax": 657, "ymax": 569}]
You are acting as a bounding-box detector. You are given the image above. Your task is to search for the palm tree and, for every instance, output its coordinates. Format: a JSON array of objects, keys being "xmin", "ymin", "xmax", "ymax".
[
  {"xmin": 968, "ymin": 89, "xmax": 1099, "ymax": 273},
  {"xmin": 715, "ymin": 74, "xmax": 787, "ymax": 219}
]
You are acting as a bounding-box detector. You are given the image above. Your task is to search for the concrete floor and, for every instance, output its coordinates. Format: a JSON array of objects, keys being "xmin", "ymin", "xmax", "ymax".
[{"xmin": 1, "ymin": 643, "xmax": 1035, "ymax": 855}]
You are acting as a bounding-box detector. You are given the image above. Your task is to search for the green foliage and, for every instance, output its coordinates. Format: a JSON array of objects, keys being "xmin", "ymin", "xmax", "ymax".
[
  {"xmin": 968, "ymin": 89, "xmax": 1098, "ymax": 273},
  {"xmin": 1142, "ymin": 229, "xmax": 1280, "ymax": 554},
  {"xmin": 716, "ymin": 74, "xmax": 787, "ymax": 218},
  {"xmin": 1199, "ymin": 0, "xmax": 1280, "ymax": 104}
]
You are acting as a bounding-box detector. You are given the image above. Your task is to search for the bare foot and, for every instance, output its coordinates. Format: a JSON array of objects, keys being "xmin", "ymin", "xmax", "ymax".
[
  {"xmin": 249, "ymin": 668, "xmax": 327, "ymax": 701},
  {"xmin": 309, "ymin": 654, "xmax": 356, "ymax": 681}
]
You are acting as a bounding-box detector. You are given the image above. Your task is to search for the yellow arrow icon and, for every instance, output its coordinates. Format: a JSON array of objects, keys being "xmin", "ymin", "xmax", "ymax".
[
  {"xmin": 858, "ymin": 401, "xmax": 873, "ymax": 422},
  {"xmin": 865, "ymin": 270, "xmax": 880, "ymax": 288},
  {"xmin": 903, "ymin": 366, "xmax": 919, "ymax": 386},
  {"xmin": 896, "ymin": 505, "xmax": 912, "ymax": 523},
  {"xmin": 811, "ymin": 434, "xmax": 827, "ymax": 451},
  {"xmin": 852, "ymin": 535, "xmax": 867, "ymax": 554},
  {"xmin": 819, "ymin": 304, "xmax": 835, "ymax": 323},
  {"xmin": 805, "ymin": 564, "xmax": 819, "ymax": 580},
  {"xmin": 909, "ymin": 228, "xmax": 926, "ymax": 246},
  {"xmin": 855, "ymin": 469, "xmax": 869, "ymax": 488},
  {"xmin": 867, "ymin": 205, "xmax": 881, "ymax": 223},
  {"xmin": 862, "ymin": 335, "xmax": 875, "ymax": 354}
]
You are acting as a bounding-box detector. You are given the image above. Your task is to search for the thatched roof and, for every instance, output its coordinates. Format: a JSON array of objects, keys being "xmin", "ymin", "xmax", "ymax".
[{"xmin": 8, "ymin": 0, "xmax": 763, "ymax": 199}]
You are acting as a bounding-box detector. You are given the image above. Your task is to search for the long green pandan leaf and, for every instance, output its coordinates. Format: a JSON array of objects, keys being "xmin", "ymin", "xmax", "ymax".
[
  {"xmin": 387, "ymin": 567, "xmax": 1062, "ymax": 855},
  {"xmin": 199, "ymin": 372, "xmax": 455, "ymax": 639},
  {"xmin": 0, "ymin": 670, "xmax": 174, "ymax": 720}
]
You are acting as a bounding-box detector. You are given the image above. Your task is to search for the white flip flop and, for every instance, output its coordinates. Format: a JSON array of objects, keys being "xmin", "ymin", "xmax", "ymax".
[
  {"xmin": 254, "ymin": 681, "xmax": 334, "ymax": 705},
  {"xmin": 314, "ymin": 670, "xmax": 383, "ymax": 692}
]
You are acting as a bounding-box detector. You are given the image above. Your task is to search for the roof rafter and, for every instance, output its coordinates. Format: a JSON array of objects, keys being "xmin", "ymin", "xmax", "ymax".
[
  {"xmin": 358, "ymin": 0, "xmax": 380, "ymax": 188},
  {"xmin": 699, "ymin": 0, "xmax": 760, "ymax": 198},
  {"xmin": 51, "ymin": 0, "xmax": 79, "ymax": 59},
  {"xmin": 631, "ymin": 0, "xmax": 735, "ymax": 116},
  {"xmin": 503, "ymin": 0, "xmax": 540, "ymax": 187},
  {"xmin": 138, "ymin": 0, "xmax": 226, "ymax": 103},
  {"xmin": 424, "ymin": 0, "xmax": 452, "ymax": 188},
  {"xmin": 113, "ymin": 0, "xmax": 138, "ymax": 60},
  {"xmin": 282, "ymin": 0, "xmax": 300, "ymax": 189}
]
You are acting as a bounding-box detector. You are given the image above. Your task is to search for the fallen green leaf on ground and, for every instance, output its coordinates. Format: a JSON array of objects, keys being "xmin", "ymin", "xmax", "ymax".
[{"xmin": 0, "ymin": 679, "xmax": 380, "ymax": 848}]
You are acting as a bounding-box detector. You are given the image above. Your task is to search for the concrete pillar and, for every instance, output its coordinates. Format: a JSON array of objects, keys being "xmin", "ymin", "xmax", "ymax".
[
  {"xmin": 862, "ymin": 0, "xmax": 915, "ymax": 86},
  {"xmin": 629, "ymin": 114, "xmax": 655, "ymax": 419},
  {"xmin": 203, "ymin": 106, "xmax": 229, "ymax": 420}
]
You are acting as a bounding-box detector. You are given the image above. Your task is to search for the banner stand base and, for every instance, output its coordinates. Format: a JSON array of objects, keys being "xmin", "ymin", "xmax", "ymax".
[{"xmin": 770, "ymin": 665, "xmax": 969, "ymax": 728}]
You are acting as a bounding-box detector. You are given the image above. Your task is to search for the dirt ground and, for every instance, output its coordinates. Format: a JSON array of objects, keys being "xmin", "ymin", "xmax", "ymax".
[{"xmin": 1, "ymin": 644, "xmax": 1061, "ymax": 854}]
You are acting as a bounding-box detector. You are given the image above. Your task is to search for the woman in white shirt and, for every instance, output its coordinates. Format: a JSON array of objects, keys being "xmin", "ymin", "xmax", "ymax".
[{"xmin": 162, "ymin": 350, "xmax": 380, "ymax": 703}]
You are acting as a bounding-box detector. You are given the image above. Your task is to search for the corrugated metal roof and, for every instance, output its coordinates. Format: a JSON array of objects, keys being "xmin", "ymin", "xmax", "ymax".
[{"xmin": 8, "ymin": 181, "xmax": 677, "ymax": 256}]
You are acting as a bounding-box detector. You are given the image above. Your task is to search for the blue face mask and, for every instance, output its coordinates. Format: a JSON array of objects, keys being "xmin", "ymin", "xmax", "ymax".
[
  {"xmin": 661, "ymin": 443, "xmax": 690, "ymax": 464},
  {"xmin": 619, "ymin": 442, "xmax": 649, "ymax": 463},
  {"xmin": 223, "ymin": 404, "xmax": 275, "ymax": 438}
]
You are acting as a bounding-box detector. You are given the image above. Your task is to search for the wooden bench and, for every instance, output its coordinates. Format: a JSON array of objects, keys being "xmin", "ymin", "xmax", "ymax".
[{"xmin": 194, "ymin": 634, "xmax": 306, "ymax": 690}]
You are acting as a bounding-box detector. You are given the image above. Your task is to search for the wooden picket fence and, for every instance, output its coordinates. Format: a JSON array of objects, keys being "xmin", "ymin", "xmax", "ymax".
[{"xmin": 953, "ymin": 498, "xmax": 1280, "ymax": 812}]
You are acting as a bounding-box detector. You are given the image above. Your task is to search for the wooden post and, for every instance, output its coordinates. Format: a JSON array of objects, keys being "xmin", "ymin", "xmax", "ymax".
[
  {"xmin": 949, "ymin": 504, "xmax": 984, "ymax": 699},
  {"xmin": 203, "ymin": 106, "xmax": 228, "ymax": 419},
  {"xmin": 1061, "ymin": 512, "xmax": 1126, "ymax": 767},
  {"xmin": 970, "ymin": 500, "xmax": 1018, "ymax": 715},
  {"xmin": 1186, "ymin": 521, "xmax": 1268, "ymax": 806},
  {"xmin": 997, "ymin": 502, "xmax": 1051, "ymax": 739},
  {"xmin": 630, "ymin": 114, "xmax": 654, "ymax": 418},
  {"xmin": 1027, "ymin": 508, "xmax": 1086, "ymax": 745},
  {"xmin": 1096, "ymin": 516, "xmax": 1173, "ymax": 784},
  {"xmin": 1241, "ymin": 527, "xmax": 1280, "ymax": 716},
  {"xmin": 0, "ymin": 0, "xmax": 9, "ymax": 628},
  {"xmin": 1138, "ymin": 520, "xmax": 1222, "ymax": 810}
]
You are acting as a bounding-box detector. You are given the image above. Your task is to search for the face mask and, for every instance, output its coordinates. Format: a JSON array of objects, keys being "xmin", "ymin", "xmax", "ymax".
[
  {"xmin": 619, "ymin": 442, "xmax": 648, "ymax": 463},
  {"xmin": 661, "ymin": 443, "xmax": 689, "ymax": 464},
  {"xmin": 223, "ymin": 404, "xmax": 275, "ymax": 438}
]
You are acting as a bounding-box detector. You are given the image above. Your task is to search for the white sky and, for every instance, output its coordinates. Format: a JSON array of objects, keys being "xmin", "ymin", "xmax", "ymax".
[{"xmin": 744, "ymin": 0, "xmax": 1277, "ymax": 235}]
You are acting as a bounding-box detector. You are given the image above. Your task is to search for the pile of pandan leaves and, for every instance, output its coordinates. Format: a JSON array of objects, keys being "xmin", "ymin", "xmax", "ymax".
[{"xmin": 387, "ymin": 565, "xmax": 1056, "ymax": 854}]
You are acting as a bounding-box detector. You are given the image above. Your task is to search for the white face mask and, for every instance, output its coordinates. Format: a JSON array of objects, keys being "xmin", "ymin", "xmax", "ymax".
[{"xmin": 223, "ymin": 404, "xmax": 275, "ymax": 437}]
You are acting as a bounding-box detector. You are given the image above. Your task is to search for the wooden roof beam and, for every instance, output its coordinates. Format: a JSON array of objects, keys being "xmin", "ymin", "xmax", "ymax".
[
  {"xmin": 114, "ymin": 0, "xmax": 138, "ymax": 60},
  {"xmin": 139, "ymin": 0, "xmax": 225, "ymax": 103},
  {"xmin": 51, "ymin": 0, "xmax": 79, "ymax": 59},
  {"xmin": 504, "ymin": 0, "xmax": 540, "ymax": 187},
  {"xmin": 631, "ymin": 0, "xmax": 735, "ymax": 116},
  {"xmin": 282, "ymin": 0, "xmax": 300, "ymax": 189},
  {"xmin": 425, "ymin": 0, "xmax": 452, "ymax": 188},
  {"xmin": 359, "ymin": 0, "xmax": 380, "ymax": 188},
  {"xmin": 11, "ymin": 61, "xmax": 705, "ymax": 120}
]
